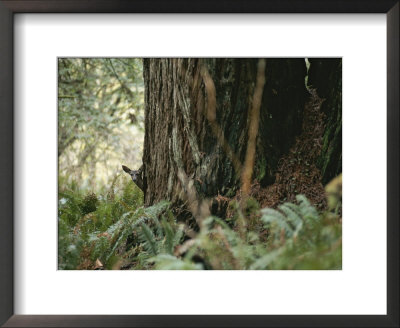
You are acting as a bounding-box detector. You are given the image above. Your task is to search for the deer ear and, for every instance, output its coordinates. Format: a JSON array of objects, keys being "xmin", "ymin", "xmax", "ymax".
[{"xmin": 122, "ymin": 165, "xmax": 131, "ymax": 173}]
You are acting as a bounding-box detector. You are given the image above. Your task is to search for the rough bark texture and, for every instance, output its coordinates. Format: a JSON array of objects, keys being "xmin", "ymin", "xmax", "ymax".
[
  {"xmin": 308, "ymin": 59, "xmax": 342, "ymax": 184},
  {"xmin": 142, "ymin": 58, "xmax": 307, "ymax": 211}
]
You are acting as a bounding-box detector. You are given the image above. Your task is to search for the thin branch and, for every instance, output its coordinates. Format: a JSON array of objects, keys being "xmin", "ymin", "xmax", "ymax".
[
  {"xmin": 241, "ymin": 59, "xmax": 266, "ymax": 196},
  {"xmin": 177, "ymin": 168, "xmax": 211, "ymax": 230},
  {"xmin": 201, "ymin": 65, "xmax": 243, "ymax": 176},
  {"xmin": 106, "ymin": 58, "xmax": 135, "ymax": 99}
]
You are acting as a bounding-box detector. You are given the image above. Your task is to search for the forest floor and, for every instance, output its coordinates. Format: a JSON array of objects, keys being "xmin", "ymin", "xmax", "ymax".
[{"xmin": 240, "ymin": 88, "xmax": 328, "ymax": 211}]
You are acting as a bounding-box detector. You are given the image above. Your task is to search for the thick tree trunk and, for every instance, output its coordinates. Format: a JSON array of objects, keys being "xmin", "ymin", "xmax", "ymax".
[
  {"xmin": 308, "ymin": 59, "xmax": 342, "ymax": 184},
  {"xmin": 142, "ymin": 58, "xmax": 307, "ymax": 214}
]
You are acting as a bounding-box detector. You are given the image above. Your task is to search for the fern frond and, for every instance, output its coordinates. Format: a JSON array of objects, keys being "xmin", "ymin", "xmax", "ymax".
[
  {"xmin": 144, "ymin": 200, "xmax": 170, "ymax": 219},
  {"xmin": 260, "ymin": 208, "xmax": 294, "ymax": 239},
  {"xmin": 296, "ymin": 194, "xmax": 319, "ymax": 223},
  {"xmin": 249, "ymin": 249, "xmax": 283, "ymax": 270},
  {"xmin": 138, "ymin": 223, "xmax": 158, "ymax": 255},
  {"xmin": 150, "ymin": 254, "xmax": 203, "ymax": 270}
]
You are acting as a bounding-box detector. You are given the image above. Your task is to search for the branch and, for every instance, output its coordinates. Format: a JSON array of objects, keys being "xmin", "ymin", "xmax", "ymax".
[
  {"xmin": 201, "ymin": 65, "xmax": 242, "ymax": 176},
  {"xmin": 241, "ymin": 59, "xmax": 266, "ymax": 195},
  {"xmin": 106, "ymin": 58, "xmax": 135, "ymax": 99}
]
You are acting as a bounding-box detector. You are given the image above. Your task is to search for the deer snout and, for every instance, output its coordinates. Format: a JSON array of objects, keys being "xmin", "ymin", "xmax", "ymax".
[{"xmin": 130, "ymin": 170, "xmax": 138, "ymax": 180}]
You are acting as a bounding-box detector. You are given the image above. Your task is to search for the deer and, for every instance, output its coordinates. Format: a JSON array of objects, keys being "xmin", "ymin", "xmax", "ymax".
[{"xmin": 122, "ymin": 165, "xmax": 144, "ymax": 191}]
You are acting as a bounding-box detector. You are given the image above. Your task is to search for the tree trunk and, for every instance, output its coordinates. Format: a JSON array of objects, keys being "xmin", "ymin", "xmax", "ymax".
[
  {"xmin": 308, "ymin": 59, "xmax": 342, "ymax": 184},
  {"xmin": 142, "ymin": 58, "xmax": 308, "ymax": 215}
]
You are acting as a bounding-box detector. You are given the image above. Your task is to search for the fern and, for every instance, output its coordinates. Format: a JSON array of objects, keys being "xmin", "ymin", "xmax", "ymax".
[
  {"xmin": 150, "ymin": 254, "xmax": 203, "ymax": 270},
  {"xmin": 136, "ymin": 207, "xmax": 184, "ymax": 260},
  {"xmin": 162, "ymin": 218, "xmax": 184, "ymax": 254},
  {"xmin": 138, "ymin": 223, "xmax": 158, "ymax": 255},
  {"xmin": 260, "ymin": 194, "xmax": 319, "ymax": 244},
  {"xmin": 59, "ymin": 175, "xmax": 341, "ymax": 271},
  {"xmin": 151, "ymin": 194, "xmax": 340, "ymax": 270},
  {"xmin": 249, "ymin": 249, "xmax": 283, "ymax": 270}
]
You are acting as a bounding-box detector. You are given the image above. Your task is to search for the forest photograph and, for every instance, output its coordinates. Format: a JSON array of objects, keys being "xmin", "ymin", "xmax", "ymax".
[{"xmin": 58, "ymin": 58, "xmax": 342, "ymax": 270}]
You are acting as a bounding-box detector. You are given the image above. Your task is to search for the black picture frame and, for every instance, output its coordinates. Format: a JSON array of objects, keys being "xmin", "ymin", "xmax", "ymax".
[{"xmin": 0, "ymin": 1, "xmax": 398, "ymax": 327}]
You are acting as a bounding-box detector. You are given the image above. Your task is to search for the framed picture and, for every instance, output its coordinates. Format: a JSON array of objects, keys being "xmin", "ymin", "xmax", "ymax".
[{"xmin": 0, "ymin": 1, "xmax": 398, "ymax": 327}]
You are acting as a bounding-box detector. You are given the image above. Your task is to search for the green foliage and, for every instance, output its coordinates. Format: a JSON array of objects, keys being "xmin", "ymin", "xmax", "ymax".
[
  {"xmin": 58, "ymin": 218, "xmax": 84, "ymax": 270},
  {"xmin": 58, "ymin": 174, "xmax": 145, "ymax": 269},
  {"xmin": 58, "ymin": 58, "xmax": 144, "ymax": 188},
  {"xmin": 147, "ymin": 195, "xmax": 341, "ymax": 270},
  {"xmin": 80, "ymin": 192, "xmax": 99, "ymax": 215},
  {"xmin": 137, "ymin": 213, "xmax": 184, "ymax": 256},
  {"xmin": 151, "ymin": 254, "xmax": 204, "ymax": 270},
  {"xmin": 59, "ymin": 174, "xmax": 341, "ymax": 270},
  {"xmin": 121, "ymin": 181, "xmax": 143, "ymax": 208}
]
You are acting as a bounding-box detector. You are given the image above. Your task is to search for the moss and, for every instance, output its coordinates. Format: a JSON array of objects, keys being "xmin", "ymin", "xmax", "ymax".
[
  {"xmin": 313, "ymin": 59, "xmax": 342, "ymax": 184},
  {"xmin": 245, "ymin": 197, "xmax": 260, "ymax": 215},
  {"xmin": 319, "ymin": 98, "xmax": 342, "ymax": 183},
  {"xmin": 225, "ymin": 187, "xmax": 236, "ymax": 198},
  {"xmin": 256, "ymin": 156, "xmax": 267, "ymax": 182}
]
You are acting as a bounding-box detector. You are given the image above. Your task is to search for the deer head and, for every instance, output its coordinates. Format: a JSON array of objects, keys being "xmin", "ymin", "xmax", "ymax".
[{"xmin": 122, "ymin": 165, "xmax": 144, "ymax": 191}]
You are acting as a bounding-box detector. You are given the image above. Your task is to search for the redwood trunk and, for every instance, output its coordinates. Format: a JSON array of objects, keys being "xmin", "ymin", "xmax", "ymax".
[
  {"xmin": 142, "ymin": 58, "xmax": 307, "ymax": 213},
  {"xmin": 308, "ymin": 59, "xmax": 342, "ymax": 183}
]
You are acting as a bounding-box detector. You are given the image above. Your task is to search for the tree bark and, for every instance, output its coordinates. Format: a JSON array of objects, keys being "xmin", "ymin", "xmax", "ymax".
[
  {"xmin": 142, "ymin": 58, "xmax": 307, "ymax": 214},
  {"xmin": 308, "ymin": 59, "xmax": 342, "ymax": 184}
]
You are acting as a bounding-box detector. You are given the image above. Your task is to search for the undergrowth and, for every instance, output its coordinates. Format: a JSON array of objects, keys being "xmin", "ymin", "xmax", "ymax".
[{"xmin": 58, "ymin": 175, "xmax": 342, "ymax": 270}]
